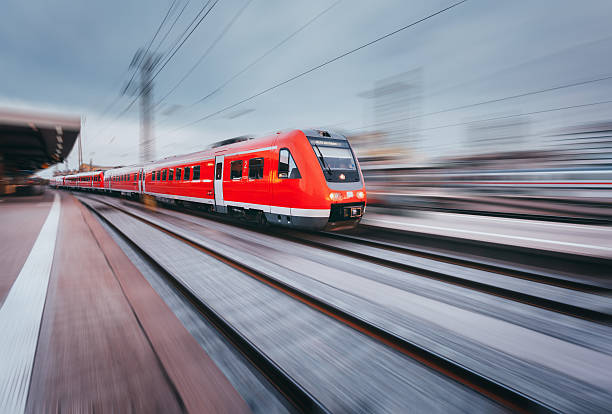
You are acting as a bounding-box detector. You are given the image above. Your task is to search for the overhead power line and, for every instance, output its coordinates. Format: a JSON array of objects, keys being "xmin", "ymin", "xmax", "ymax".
[
  {"xmin": 189, "ymin": 0, "xmax": 343, "ymax": 108},
  {"xmin": 90, "ymin": 0, "xmax": 184, "ymax": 142},
  {"xmin": 392, "ymin": 99, "xmax": 612, "ymax": 134},
  {"xmin": 155, "ymin": 0, "xmax": 254, "ymax": 108},
  {"xmin": 158, "ymin": 0, "xmax": 215, "ymax": 58},
  {"xmin": 352, "ymin": 73, "xmax": 612, "ymax": 131},
  {"xmin": 172, "ymin": 0, "xmax": 468, "ymax": 132},
  {"xmin": 150, "ymin": 0, "xmax": 220, "ymax": 85},
  {"xmin": 123, "ymin": 0, "xmax": 179, "ymax": 99},
  {"xmin": 152, "ymin": 0, "xmax": 192, "ymax": 55},
  {"xmin": 114, "ymin": 0, "xmax": 220, "ymax": 124},
  {"xmin": 144, "ymin": 0, "xmax": 179, "ymax": 59}
]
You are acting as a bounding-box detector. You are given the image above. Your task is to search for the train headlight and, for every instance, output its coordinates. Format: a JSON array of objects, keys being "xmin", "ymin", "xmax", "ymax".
[
  {"xmin": 339, "ymin": 173, "xmax": 346, "ymax": 180},
  {"xmin": 329, "ymin": 192, "xmax": 342, "ymax": 201},
  {"xmin": 356, "ymin": 191, "xmax": 365, "ymax": 199}
]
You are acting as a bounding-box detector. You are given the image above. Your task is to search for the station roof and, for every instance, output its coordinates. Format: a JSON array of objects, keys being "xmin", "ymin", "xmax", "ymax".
[{"xmin": 0, "ymin": 108, "xmax": 80, "ymax": 177}]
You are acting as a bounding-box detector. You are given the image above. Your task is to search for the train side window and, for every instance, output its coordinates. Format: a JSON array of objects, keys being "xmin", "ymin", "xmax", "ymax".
[
  {"xmin": 193, "ymin": 165, "xmax": 200, "ymax": 180},
  {"xmin": 184, "ymin": 166, "xmax": 191, "ymax": 180},
  {"xmin": 215, "ymin": 163, "xmax": 222, "ymax": 180},
  {"xmin": 230, "ymin": 160, "xmax": 243, "ymax": 179},
  {"xmin": 175, "ymin": 168, "xmax": 181, "ymax": 180},
  {"xmin": 156, "ymin": 170, "xmax": 161, "ymax": 181},
  {"xmin": 151, "ymin": 172, "xmax": 155, "ymax": 181},
  {"xmin": 278, "ymin": 149, "xmax": 301, "ymax": 179},
  {"xmin": 168, "ymin": 169, "xmax": 174, "ymax": 181},
  {"xmin": 162, "ymin": 169, "xmax": 167, "ymax": 181},
  {"xmin": 248, "ymin": 157, "xmax": 264, "ymax": 179}
]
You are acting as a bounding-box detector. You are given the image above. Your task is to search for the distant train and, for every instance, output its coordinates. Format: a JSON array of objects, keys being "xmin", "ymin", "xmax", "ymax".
[{"xmin": 51, "ymin": 129, "xmax": 366, "ymax": 230}]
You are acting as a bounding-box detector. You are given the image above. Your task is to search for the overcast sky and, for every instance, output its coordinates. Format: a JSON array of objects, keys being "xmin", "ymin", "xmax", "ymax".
[{"xmin": 2, "ymin": 0, "xmax": 612, "ymax": 175}]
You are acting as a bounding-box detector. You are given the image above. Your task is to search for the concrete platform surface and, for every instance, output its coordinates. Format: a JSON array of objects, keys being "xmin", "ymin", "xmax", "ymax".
[
  {"xmin": 0, "ymin": 191, "xmax": 248, "ymax": 413},
  {"xmin": 0, "ymin": 192, "xmax": 54, "ymax": 305},
  {"xmin": 362, "ymin": 210, "xmax": 612, "ymax": 259}
]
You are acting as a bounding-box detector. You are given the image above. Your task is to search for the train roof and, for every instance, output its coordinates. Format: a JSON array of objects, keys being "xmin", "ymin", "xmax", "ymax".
[
  {"xmin": 140, "ymin": 129, "xmax": 307, "ymax": 170},
  {"xmin": 56, "ymin": 128, "xmax": 346, "ymax": 177}
]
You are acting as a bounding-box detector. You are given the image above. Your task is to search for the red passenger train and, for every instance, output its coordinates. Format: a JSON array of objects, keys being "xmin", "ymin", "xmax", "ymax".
[{"xmin": 56, "ymin": 129, "xmax": 366, "ymax": 230}]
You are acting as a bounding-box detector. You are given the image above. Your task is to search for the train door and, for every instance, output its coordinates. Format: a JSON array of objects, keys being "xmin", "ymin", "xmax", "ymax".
[
  {"xmin": 214, "ymin": 155, "xmax": 225, "ymax": 213},
  {"xmin": 138, "ymin": 169, "xmax": 145, "ymax": 194}
]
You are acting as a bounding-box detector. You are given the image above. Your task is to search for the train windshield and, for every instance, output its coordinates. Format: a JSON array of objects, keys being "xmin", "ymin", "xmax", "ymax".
[
  {"xmin": 308, "ymin": 137, "xmax": 360, "ymax": 182},
  {"xmin": 314, "ymin": 146, "xmax": 356, "ymax": 170}
]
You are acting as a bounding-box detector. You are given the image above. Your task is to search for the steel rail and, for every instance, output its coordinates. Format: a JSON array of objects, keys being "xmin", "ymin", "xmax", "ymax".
[
  {"xmin": 276, "ymin": 230, "xmax": 612, "ymax": 323},
  {"xmin": 77, "ymin": 194, "xmax": 330, "ymax": 414},
  {"xmin": 76, "ymin": 193, "xmax": 559, "ymax": 414}
]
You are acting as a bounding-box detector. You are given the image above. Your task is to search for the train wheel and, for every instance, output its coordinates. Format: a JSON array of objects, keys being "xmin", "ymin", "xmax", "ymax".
[{"xmin": 257, "ymin": 212, "xmax": 269, "ymax": 228}]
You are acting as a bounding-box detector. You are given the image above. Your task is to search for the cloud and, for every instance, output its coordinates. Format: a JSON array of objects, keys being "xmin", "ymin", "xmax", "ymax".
[{"xmin": 3, "ymin": 0, "xmax": 612, "ymax": 169}]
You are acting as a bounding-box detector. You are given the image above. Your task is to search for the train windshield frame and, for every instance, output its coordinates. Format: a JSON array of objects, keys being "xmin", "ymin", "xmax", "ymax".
[{"xmin": 308, "ymin": 137, "xmax": 360, "ymax": 182}]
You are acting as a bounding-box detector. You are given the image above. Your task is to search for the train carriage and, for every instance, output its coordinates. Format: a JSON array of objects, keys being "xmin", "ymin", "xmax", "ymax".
[{"xmin": 53, "ymin": 129, "xmax": 367, "ymax": 231}]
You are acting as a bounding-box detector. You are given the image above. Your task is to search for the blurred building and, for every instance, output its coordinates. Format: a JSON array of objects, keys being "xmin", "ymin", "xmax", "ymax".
[
  {"xmin": 543, "ymin": 121, "xmax": 612, "ymax": 167},
  {"xmin": 464, "ymin": 117, "xmax": 530, "ymax": 156},
  {"xmin": 358, "ymin": 70, "xmax": 422, "ymax": 158}
]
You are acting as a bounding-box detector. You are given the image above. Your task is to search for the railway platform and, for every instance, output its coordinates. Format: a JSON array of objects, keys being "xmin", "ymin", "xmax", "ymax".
[
  {"xmin": 0, "ymin": 190, "xmax": 249, "ymax": 413},
  {"xmin": 2, "ymin": 189, "xmax": 612, "ymax": 413},
  {"xmin": 362, "ymin": 209, "xmax": 612, "ymax": 259}
]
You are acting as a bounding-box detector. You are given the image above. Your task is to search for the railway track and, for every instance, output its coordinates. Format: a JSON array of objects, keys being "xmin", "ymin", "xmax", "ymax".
[
  {"xmin": 273, "ymin": 229, "xmax": 612, "ymax": 324},
  {"xmin": 310, "ymin": 231, "xmax": 605, "ymax": 291},
  {"xmin": 77, "ymin": 195, "xmax": 327, "ymax": 414},
  {"xmin": 76, "ymin": 192, "xmax": 559, "ymax": 414},
  {"xmin": 78, "ymin": 190, "xmax": 612, "ymax": 324}
]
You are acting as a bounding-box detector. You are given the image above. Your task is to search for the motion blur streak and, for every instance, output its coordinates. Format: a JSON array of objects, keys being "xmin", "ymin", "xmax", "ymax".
[{"xmin": 2, "ymin": 1, "xmax": 612, "ymax": 413}]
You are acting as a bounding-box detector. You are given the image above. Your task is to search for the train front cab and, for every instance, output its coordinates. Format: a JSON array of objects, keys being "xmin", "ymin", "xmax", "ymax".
[{"xmin": 265, "ymin": 129, "xmax": 366, "ymax": 231}]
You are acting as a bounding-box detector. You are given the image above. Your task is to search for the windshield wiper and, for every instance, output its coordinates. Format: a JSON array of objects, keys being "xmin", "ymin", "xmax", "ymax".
[{"xmin": 313, "ymin": 144, "xmax": 333, "ymax": 175}]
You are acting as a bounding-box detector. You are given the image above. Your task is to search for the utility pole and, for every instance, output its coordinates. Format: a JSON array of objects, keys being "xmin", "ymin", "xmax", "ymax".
[
  {"xmin": 77, "ymin": 134, "xmax": 82, "ymax": 172},
  {"xmin": 139, "ymin": 53, "xmax": 154, "ymax": 163},
  {"xmin": 78, "ymin": 116, "xmax": 85, "ymax": 171},
  {"xmin": 127, "ymin": 49, "xmax": 161, "ymax": 164}
]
